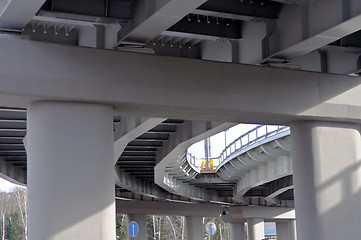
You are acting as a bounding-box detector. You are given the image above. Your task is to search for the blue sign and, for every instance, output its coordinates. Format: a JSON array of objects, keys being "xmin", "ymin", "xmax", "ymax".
[{"xmin": 128, "ymin": 221, "xmax": 139, "ymax": 238}]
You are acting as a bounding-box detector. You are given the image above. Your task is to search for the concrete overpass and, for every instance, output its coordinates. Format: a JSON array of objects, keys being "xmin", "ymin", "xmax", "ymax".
[{"xmin": 1, "ymin": 0, "xmax": 361, "ymax": 239}]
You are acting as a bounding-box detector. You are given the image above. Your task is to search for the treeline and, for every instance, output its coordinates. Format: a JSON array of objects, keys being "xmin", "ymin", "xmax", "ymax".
[
  {"xmin": 116, "ymin": 214, "xmax": 231, "ymax": 240},
  {"xmin": 0, "ymin": 188, "xmax": 27, "ymax": 240},
  {"xmin": 1, "ymin": 188, "xmax": 232, "ymax": 240}
]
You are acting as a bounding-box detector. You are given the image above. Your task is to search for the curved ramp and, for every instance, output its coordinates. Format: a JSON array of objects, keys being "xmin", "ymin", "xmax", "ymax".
[
  {"xmin": 181, "ymin": 125, "xmax": 294, "ymax": 205},
  {"xmin": 214, "ymin": 126, "xmax": 292, "ymax": 202}
]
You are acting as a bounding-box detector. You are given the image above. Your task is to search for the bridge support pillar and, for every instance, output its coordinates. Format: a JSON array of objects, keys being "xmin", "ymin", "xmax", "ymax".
[
  {"xmin": 127, "ymin": 214, "xmax": 147, "ymax": 240},
  {"xmin": 247, "ymin": 218, "xmax": 264, "ymax": 240},
  {"xmin": 276, "ymin": 222, "xmax": 287, "ymax": 240},
  {"xmin": 291, "ymin": 121, "xmax": 361, "ymax": 240},
  {"xmin": 289, "ymin": 220, "xmax": 297, "ymax": 240},
  {"xmin": 185, "ymin": 216, "xmax": 203, "ymax": 240},
  {"xmin": 230, "ymin": 222, "xmax": 245, "ymax": 240},
  {"xmin": 276, "ymin": 220, "xmax": 297, "ymax": 240},
  {"xmin": 27, "ymin": 101, "xmax": 115, "ymax": 240}
]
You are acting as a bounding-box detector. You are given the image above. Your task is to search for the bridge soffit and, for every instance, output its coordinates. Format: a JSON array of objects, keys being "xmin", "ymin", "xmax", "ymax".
[
  {"xmin": 214, "ymin": 135, "xmax": 293, "ymax": 203},
  {"xmin": 155, "ymin": 120, "xmax": 236, "ymax": 202}
]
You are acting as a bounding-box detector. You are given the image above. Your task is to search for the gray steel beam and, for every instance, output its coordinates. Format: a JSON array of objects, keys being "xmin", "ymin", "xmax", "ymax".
[
  {"xmin": 115, "ymin": 0, "xmax": 208, "ymax": 46},
  {"xmin": 116, "ymin": 199, "xmax": 223, "ymax": 216},
  {"xmin": 0, "ymin": 0, "xmax": 46, "ymax": 30},
  {"xmin": 1, "ymin": 37, "xmax": 361, "ymax": 124},
  {"xmin": 197, "ymin": 0, "xmax": 282, "ymax": 20},
  {"xmin": 0, "ymin": 157, "xmax": 26, "ymax": 184},
  {"xmin": 167, "ymin": 15, "xmax": 242, "ymax": 40},
  {"xmin": 114, "ymin": 117, "xmax": 165, "ymax": 163},
  {"xmin": 229, "ymin": 206, "xmax": 295, "ymax": 220},
  {"xmin": 192, "ymin": 9, "xmax": 273, "ymax": 22},
  {"xmin": 263, "ymin": 0, "xmax": 361, "ymax": 62}
]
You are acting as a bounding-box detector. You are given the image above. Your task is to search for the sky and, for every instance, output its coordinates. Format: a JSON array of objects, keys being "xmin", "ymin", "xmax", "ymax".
[
  {"xmin": 264, "ymin": 222, "xmax": 276, "ymax": 234},
  {"xmin": 188, "ymin": 123, "xmax": 259, "ymax": 166},
  {"xmin": 0, "ymin": 177, "xmax": 20, "ymax": 192}
]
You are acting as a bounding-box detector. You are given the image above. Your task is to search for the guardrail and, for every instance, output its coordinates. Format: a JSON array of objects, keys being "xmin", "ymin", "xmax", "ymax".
[
  {"xmin": 218, "ymin": 125, "xmax": 289, "ymax": 164},
  {"xmin": 187, "ymin": 125, "xmax": 290, "ymax": 170},
  {"xmin": 187, "ymin": 152, "xmax": 197, "ymax": 166},
  {"xmin": 186, "ymin": 153, "xmax": 219, "ymax": 170}
]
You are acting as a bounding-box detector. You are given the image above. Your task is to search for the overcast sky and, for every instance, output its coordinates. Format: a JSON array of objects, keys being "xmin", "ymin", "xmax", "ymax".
[
  {"xmin": 188, "ymin": 123, "xmax": 259, "ymax": 160},
  {"xmin": 0, "ymin": 177, "xmax": 18, "ymax": 192}
]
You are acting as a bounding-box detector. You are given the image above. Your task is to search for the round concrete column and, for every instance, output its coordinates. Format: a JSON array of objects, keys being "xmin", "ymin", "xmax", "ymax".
[
  {"xmin": 185, "ymin": 216, "xmax": 203, "ymax": 240},
  {"xmin": 289, "ymin": 220, "xmax": 297, "ymax": 240},
  {"xmin": 291, "ymin": 121, "xmax": 361, "ymax": 240},
  {"xmin": 27, "ymin": 101, "xmax": 115, "ymax": 240},
  {"xmin": 247, "ymin": 218, "xmax": 264, "ymax": 240},
  {"xmin": 230, "ymin": 222, "xmax": 245, "ymax": 240},
  {"xmin": 127, "ymin": 214, "xmax": 147, "ymax": 240},
  {"xmin": 276, "ymin": 222, "xmax": 289, "ymax": 240}
]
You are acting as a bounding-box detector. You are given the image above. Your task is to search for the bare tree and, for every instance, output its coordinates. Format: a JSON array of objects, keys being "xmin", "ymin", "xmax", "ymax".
[
  {"xmin": 153, "ymin": 215, "xmax": 156, "ymax": 240},
  {"xmin": 157, "ymin": 216, "xmax": 162, "ymax": 240},
  {"xmin": 166, "ymin": 216, "xmax": 177, "ymax": 239},
  {"xmin": 181, "ymin": 217, "xmax": 184, "ymax": 240},
  {"xmin": 13, "ymin": 188, "xmax": 27, "ymax": 240},
  {"xmin": 0, "ymin": 192, "xmax": 8, "ymax": 240},
  {"xmin": 219, "ymin": 222, "xmax": 222, "ymax": 240}
]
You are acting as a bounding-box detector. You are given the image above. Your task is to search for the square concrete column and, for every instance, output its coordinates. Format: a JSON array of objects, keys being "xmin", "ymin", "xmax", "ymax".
[
  {"xmin": 127, "ymin": 214, "xmax": 147, "ymax": 240},
  {"xmin": 291, "ymin": 121, "xmax": 361, "ymax": 240},
  {"xmin": 185, "ymin": 216, "xmax": 203, "ymax": 240},
  {"xmin": 230, "ymin": 222, "xmax": 245, "ymax": 240},
  {"xmin": 247, "ymin": 218, "xmax": 264, "ymax": 240},
  {"xmin": 27, "ymin": 101, "xmax": 115, "ymax": 240}
]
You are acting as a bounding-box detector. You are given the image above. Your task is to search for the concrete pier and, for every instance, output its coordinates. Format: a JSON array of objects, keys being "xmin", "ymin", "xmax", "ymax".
[{"xmin": 27, "ymin": 101, "xmax": 115, "ymax": 240}]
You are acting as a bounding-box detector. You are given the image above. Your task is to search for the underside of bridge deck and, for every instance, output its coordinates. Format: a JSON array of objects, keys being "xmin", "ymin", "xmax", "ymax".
[{"xmin": 1, "ymin": 0, "xmax": 361, "ymax": 239}]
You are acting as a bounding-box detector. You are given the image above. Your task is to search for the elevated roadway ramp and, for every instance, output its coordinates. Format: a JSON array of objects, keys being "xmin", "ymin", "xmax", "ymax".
[{"xmin": 155, "ymin": 124, "xmax": 294, "ymax": 206}]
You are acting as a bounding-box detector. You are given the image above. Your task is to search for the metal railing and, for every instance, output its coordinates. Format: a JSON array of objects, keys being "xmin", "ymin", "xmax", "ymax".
[
  {"xmin": 218, "ymin": 125, "xmax": 289, "ymax": 164},
  {"xmin": 187, "ymin": 152, "xmax": 197, "ymax": 166},
  {"xmin": 187, "ymin": 125, "xmax": 290, "ymax": 170},
  {"xmin": 186, "ymin": 153, "xmax": 220, "ymax": 170}
]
